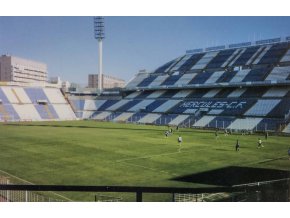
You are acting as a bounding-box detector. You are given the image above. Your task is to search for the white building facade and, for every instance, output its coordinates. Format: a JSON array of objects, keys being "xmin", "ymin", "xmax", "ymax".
[
  {"xmin": 0, "ymin": 55, "xmax": 47, "ymax": 84},
  {"xmin": 88, "ymin": 74, "xmax": 125, "ymax": 89}
]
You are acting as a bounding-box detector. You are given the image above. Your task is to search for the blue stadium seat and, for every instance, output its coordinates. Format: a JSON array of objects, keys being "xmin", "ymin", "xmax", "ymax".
[
  {"xmin": 129, "ymin": 112, "xmax": 148, "ymax": 122},
  {"xmin": 154, "ymin": 114, "xmax": 178, "ymax": 125},
  {"xmin": 215, "ymin": 71, "xmax": 237, "ymax": 83},
  {"xmin": 242, "ymin": 68, "xmax": 271, "ymax": 82},
  {"xmin": 188, "ymin": 71, "xmax": 214, "ymax": 85},
  {"xmin": 240, "ymin": 87, "xmax": 269, "ymax": 98},
  {"xmin": 2, "ymin": 104, "xmax": 20, "ymax": 120},
  {"xmin": 232, "ymin": 46, "xmax": 260, "ymax": 66},
  {"xmin": 177, "ymin": 53, "xmax": 205, "ymax": 73},
  {"xmin": 117, "ymin": 100, "xmax": 142, "ymax": 111},
  {"xmin": 137, "ymin": 75, "xmax": 158, "ymax": 87},
  {"xmin": 207, "ymin": 116, "xmax": 236, "ymax": 129},
  {"xmin": 161, "ymin": 75, "xmax": 183, "ymax": 86},
  {"xmin": 267, "ymin": 99, "xmax": 290, "ymax": 118},
  {"xmin": 159, "ymin": 90, "xmax": 179, "ymax": 98},
  {"xmin": 144, "ymin": 100, "xmax": 167, "ymax": 112},
  {"xmin": 258, "ymin": 43, "xmax": 289, "ymax": 65},
  {"xmin": 97, "ymin": 100, "xmax": 119, "ymax": 111},
  {"xmin": 34, "ymin": 104, "xmax": 59, "ymax": 119},
  {"xmin": 206, "ymin": 49, "xmax": 236, "ymax": 69},
  {"xmin": 25, "ymin": 88, "xmax": 50, "ymax": 103},
  {"xmin": 0, "ymin": 88, "xmax": 10, "ymax": 104}
]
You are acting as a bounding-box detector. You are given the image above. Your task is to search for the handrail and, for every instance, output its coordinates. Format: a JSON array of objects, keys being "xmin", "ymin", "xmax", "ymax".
[{"xmin": 0, "ymin": 184, "xmax": 266, "ymax": 202}]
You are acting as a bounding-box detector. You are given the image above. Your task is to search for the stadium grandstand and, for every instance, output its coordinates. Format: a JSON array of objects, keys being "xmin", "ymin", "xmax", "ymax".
[
  {"xmin": 0, "ymin": 83, "xmax": 76, "ymax": 121},
  {"xmin": 69, "ymin": 36, "xmax": 290, "ymax": 134}
]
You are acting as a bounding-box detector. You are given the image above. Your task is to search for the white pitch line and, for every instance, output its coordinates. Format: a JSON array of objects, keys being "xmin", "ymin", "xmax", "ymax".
[
  {"xmin": 0, "ymin": 169, "xmax": 72, "ymax": 202},
  {"xmin": 243, "ymin": 155, "xmax": 289, "ymax": 166}
]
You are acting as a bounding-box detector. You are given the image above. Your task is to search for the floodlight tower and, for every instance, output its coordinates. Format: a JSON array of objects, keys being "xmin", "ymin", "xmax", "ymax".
[{"xmin": 94, "ymin": 16, "xmax": 105, "ymax": 93}]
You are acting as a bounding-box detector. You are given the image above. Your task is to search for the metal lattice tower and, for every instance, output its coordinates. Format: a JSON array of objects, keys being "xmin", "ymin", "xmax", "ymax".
[{"xmin": 94, "ymin": 17, "xmax": 105, "ymax": 93}]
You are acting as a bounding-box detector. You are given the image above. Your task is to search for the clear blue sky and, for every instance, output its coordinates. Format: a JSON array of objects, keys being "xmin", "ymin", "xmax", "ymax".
[{"xmin": 1, "ymin": 16, "xmax": 290, "ymax": 85}]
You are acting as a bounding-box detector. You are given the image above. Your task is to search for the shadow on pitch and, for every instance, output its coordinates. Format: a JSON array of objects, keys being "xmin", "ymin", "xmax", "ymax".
[{"xmin": 171, "ymin": 166, "xmax": 290, "ymax": 187}]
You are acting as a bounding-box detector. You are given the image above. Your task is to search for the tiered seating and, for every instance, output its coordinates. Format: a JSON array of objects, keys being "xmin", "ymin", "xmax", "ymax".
[
  {"xmin": 252, "ymin": 45, "xmax": 272, "ymax": 65},
  {"xmin": 207, "ymin": 116, "xmax": 236, "ymax": 129},
  {"xmin": 13, "ymin": 104, "xmax": 42, "ymax": 121},
  {"xmin": 231, "ymin": 46, "xmax": 260, "ymax": 66},
  {"xmin": 206, "ymin": 49, "xmax": 235, "ymax": 69},
  {"xmin": 191, "ymin": 51, "xmax": 219, "ymax": 70},
  {"xmin": 227, "ymin": 88, "xmax": 247, "ymax": 98},
  {"xmin": 265, "ymin": 66, "xmax": 290, "ymax": 81},
  {"xmin": 153, "ymin": 100, "xmax": 181, "ymax": 113},
  {"xmin": 257, "ymin": 118, "xmax": 284, "ymax": 131},
  {"xmin": 149, "ymin": 75, "xmax": 169, "ymax": 87},
  {"xmin": 192, "ymin": 116, "xmax": 216, "ymax": 127},
  {"xmin": 145, "ymin": 100, "xmax": 167, "ymax": 112},
  {"xmin": 106, "ymin": 100, "xmax": 131, "ymax": 111},
  {"xmin": 0, "ymin": 88, "xmax": 10, "ymax": 104},
  {"xmin": 242, "ymin": 67, "xmax": 271, "ymax": 82},
  {"xmin": 229, "ymin": 69, "xmax": 251, "ymax": 83},
  {"xmin": 25, "ymin": 88, "xmax": 50, "ymax": 103},
  {"xmin": 161, "ymin": 75, "xmax": 183, "ymax": 86},
  {"xmin": 137, "ymin": 75, "xmax": 157, "ymax": 87},
  {"xmin": 202, "ymin": 89, "xmax": 221, "ymax": 98},
  {"xmin": 267, "ymin": 99, "xmax": 290, "ymax": 118},
  {"xmin": 215, "ymin": 70, "xmax": 237, "ymax": 83},
  {"xmin": 280, "ymin": 48, "xmax": 290, "ymax": 63},
  {"xmin": 177, "ymin": 53, "xmax": 205, "ymax": 73},
  {"xmin": 127, "ymin": 99, "xmax": 155, "ymax": 112},
  {"xmin": 159, "ymin": 90, "xmax": 179, "ymax": 98},
  {"xmin": 126, "ymin": 73, "xmax": 149, "ymax": 89},
  {"xmin": 0, "ymin": 86, "xmax": 76, "ymax": 121},
  {"xmin": 70, "ymin": 99, "xmax": 85, "ymax": 111},
  {"xmin": 214, "ymin": 88, "xmax": 236, "ymax": 98},
  {"xmin": 168, "ymin": 115, "xmax": 190, "ymax": 126},
  {"xmin": 43, "ymin": 88, "xmax": 67, "ymax": 104},
  {"xmin": 125, "ymin": 91, "xmax": 141, "ymax": 99},
  {"xmin": 97, "ymin": 100, "xmax": 119, "ymax": 111},
  {"xmin": 155, "ymin": 114, "xmax": 178, "ymax": 125},
  {"xmin": 188, "ymin": 71, "xmax": 214, "ymax": 85},
  {"xmin": 34, "ymin": 104, "xmax": 58, "ymax": 120},
  {"xmin": 204, "ymin": 71, "xmax": 225, "ymax": 84},
  {"xmin": 172, "ymin": 90, "xmax": 193, "ymax": 98},
  {"xmin": 153, "ymin": 58, "xmax": 178, "ymax": 74},
  {"xmin": 85, "ymin": 100, "xmax": 106, "ymax": 111},
  {"xmin": 52, "ymin": 104, "xmax": 76, "ymax": 120},
  {"xmin": 129, "ymin": 112, "xmax": 147, "ymax": 122},
  {"xmin": 186, "ymin": 89, "xmax": 209, "ymax": 98},
  {"xmin": 1, "ymin": 104, "xmax": 20, "ymax": 120},
  {"xmin": 174, "ymin": 73, "xmax": 197, "ymax": 86},
  {"xmin": 91, "ymin": 111, "xmax": 111, "ymax": 120},
  {"xmin": 146, "ymin": 90, "xmax": 166, "ymax": 98},
  {"xmin": 283, "ymin": 123, "xmax": 290, "ymax": 133},
  {"xmin": 244, "ymin": 99, "xmax": 281, "ymax": 116},
  {"xmin": 138, "ymin": 113, "xmax": 161, "ymax": 124},
  {"xmin": 240, "ymin": 87, "xmax": 268, "ymax": 98},
  {"xmin": 113, "ymin": 112, "xmax": 134, "ymax": 122},
  {"xmin": 117, "ymin": 100, "xmax": 142, "ymax": 112},
  {"xmin": 257, "ymin": 42, "xmax": 288, "ymax": 65},
  {"xmin": 74, "ymin": 40, "xmax": 290, "ymax": 132},
  {"xmin": 263, "ymin": 87, "xmax": 290, "ymax": 97},
  {"xmin": 227, "ymin": 118, "xmax": 263, "ymax": 130}
]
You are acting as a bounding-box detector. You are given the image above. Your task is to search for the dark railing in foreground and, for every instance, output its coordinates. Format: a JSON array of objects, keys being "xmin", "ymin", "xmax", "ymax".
[{"xmin": 0, "ymin": 184, "xmax": 271, "ymax": 202}]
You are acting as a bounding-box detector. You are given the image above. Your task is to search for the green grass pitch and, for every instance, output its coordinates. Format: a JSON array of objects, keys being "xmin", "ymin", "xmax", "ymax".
[{"xmin": 0, "ymin": 121, "xmax": 289, "ymax": 201}]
